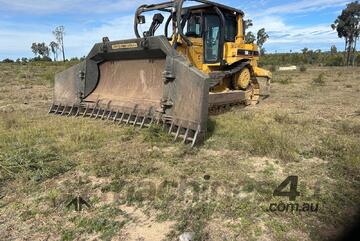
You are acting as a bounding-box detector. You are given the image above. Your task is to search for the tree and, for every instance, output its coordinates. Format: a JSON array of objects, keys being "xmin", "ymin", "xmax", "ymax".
[
  {"xmin": 49, "ymin": 41, "xmax": 59, "ymax": 61},
  {"xmin": 53, "ymin": 26, "xmax": 66, "ymax": 62},
  {"xmin": 2, "ymin": 58, "xmax": 14, "ymax": 63},
  {"xmin": 245, "ymin": 32, "xmax": 256, "ymax": 44},
  {"xmin": 257, "ymin": 28, "xmax": 269, "ymax": 54},
  {"xmin": 332, "ymin": 1, "xmax": 360, "ymax": 66},
  {"xmin": 31, "ymin": 42, "xmax": 50, "ymax": 58},
  {"xmin": 244, "ymin": 19, "xmax": 255, "ymax": 44},
  {"xmin": 301, "ymin": 48, "xmax": 309, "ymax": 55},
  {"xmin": 243, "ymin": 19, "xmax": 268, "ymax": 51},
  {"xmin": 331, "ymin": 45, "xmax": 338, "ymax": 54},
  {"xmin": 244, "ymin": 19, "xmax": 253, "ymax": 30}
]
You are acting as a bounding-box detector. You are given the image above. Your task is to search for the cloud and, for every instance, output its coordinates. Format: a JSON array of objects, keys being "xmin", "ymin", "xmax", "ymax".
[
  {"xmin": 240, "ymin": 0, "xmax": 351, "ymax": 17},
  {"xmin": 247, "ymin": 15, "xmax": 343, "ymax": 52},
  {"xmin": 0, "ymin": 13, "xmax": 160, "ymax": 59},
  {"xmin": 0, "ymin": 0, "xmax": 349, "ymax": 58},
  {"xmin": 0, "ymin": 0, "xmax": 158, "ymax": 14},
  {"xmin": 262, "ymin": 0, "xmax": 350, "ymax": 15}
]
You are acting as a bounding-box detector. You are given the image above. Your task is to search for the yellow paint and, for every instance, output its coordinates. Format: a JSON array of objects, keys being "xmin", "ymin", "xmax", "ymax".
[
  {"xmin": 171, "ymin": 12, "xmax": 272, "ymax": 84},
  {"xmin": 112, "ymin": 43, "xmax": 138, "ymax": 50},
  {"xmin": 236, "ymin": 68, "xmax": 251, "ymax": 90}
]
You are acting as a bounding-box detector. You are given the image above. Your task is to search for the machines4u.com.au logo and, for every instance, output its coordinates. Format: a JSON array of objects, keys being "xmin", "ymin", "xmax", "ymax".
[{"xmin": 268, "ymin": 176, "xmax": 319, "ymax": 213}]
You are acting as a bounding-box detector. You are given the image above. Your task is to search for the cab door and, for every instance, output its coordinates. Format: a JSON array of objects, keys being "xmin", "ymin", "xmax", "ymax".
[{"xmin": 204, "ymin": 14, "xmax": 222, "ymax": 64}]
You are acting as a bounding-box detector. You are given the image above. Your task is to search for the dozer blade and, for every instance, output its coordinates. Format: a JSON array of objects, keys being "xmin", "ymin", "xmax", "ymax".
[{"xmin": 50, "ymin": 36, "xmax": 210, "ymax": 147}]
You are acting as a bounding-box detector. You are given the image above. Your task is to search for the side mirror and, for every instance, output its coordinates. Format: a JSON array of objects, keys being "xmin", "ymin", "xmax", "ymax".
[{"xmin": 137, "ymin": 15, "xmax": 146, "ymax": 24}]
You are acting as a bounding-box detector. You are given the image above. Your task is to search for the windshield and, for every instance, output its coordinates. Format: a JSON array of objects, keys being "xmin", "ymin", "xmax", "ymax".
[{"xmin": 204, "ymin": 14, "xmax": 221, "ymax": 63}]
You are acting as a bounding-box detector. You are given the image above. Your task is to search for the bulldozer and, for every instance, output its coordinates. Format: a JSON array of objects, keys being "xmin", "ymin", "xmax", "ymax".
[{"xmin": 49, "ymin": 0, "xmax": 272, "ymax": 147}]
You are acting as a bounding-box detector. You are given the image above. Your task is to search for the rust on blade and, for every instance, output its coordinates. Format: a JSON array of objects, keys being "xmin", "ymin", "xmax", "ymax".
[
  {"xmin": 51, "ymin": 36, "xmax": 210, "ymax": 146},
  {"xmin": 85, "ymin": 59, "xmax": 165, "ymax": 113}
]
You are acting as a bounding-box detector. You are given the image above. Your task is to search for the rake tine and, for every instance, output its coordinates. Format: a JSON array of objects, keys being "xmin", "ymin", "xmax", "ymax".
[
  {"xmin": 48, "ymin": 103, "xmax": 54, "ymax": 114},
  {"xmin": 89, "ymin": 106, "xmax": 97, "ymax": 118},
  {"xmin": 74, "ymin": 106, "xmax": 81, "ymax": 117},
  {"xmin": 133, "ymin": 114, "xmax": 139, "ymax": 126},
  {"xmin": 83, "ymin": 105, "xmax": 89, "ymax": 117},
  {"xmin": 95, "ymin": 108, "xmax": 102, "ymax": 119},
  {"xmin": 61, "ymin": 105, "xmax": 67, "ymax": 115},
  {"xmin": 168, "ymin": 120, "xmax": 174, "ymax": 134},
  {"xmin": 102, "ymin": 101, "xmax": 111, "ymax": 120},
  {"xmin": 101, "ymin": 108, "xmax": 107, "ymax": 120},
  {"xmin": 101, "ymin": 108, "xmax": 111, "ymax": 120},
  {"xmin": 140, "ymin": 116, "xmax": 146, "ymax": 128},
  {"xmin": 90, "ymin": 100, "xmax": 100, "ymax": 118},
  {"xmin": 126, "ymin": 106, "xmax": 137, "ymax": 125},
  {"xmin": 191, "ymin": 125, "xmax": 201, "ymax": 148},
  {"xmin": 67, "ymin": 105, "xmax": 74, "ymax": 117},
  {"xmin": 118, "ymin": 112, "xmax": 125, "ymax": 125},
  {"xmin": 183, "ymin": 127, "xmax": 190, "ymax": 144},
  {"xmin": 106, "ymin": 109, "xmax": 113, "ymax": 120},
  {"xmin": 55, "ymin": 104, "xmax": 61, "ymax": 114},
  {"xmin": 113, "ymin": 110, "xmax": 119, "ymax": 122},
  {"xmin": 126, "ymin": 113, "xmax": 132, "ymax": 125},
  {"xmin": 142, "ymin": 107, "xmax": 152, "ymax": 128},
  {"xmin": 174, "ymin": 125, "xmax": 181, "ymax": 141}
]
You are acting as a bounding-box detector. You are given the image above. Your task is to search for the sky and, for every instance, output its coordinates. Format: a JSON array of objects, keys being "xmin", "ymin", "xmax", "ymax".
[{"xmin": 0, "ymin": 0, "xmax": 353, "ymax": 60}]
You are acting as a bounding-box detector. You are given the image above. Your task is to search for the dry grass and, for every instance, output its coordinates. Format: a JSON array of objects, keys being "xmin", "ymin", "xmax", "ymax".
[{"xmin": 0, "ymin": 63, "xmax": 360, "ymax": 241}]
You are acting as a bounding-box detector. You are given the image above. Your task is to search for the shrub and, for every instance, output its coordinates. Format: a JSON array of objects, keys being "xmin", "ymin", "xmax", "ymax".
[
  {"xmin": 30, "ymin": 56, "xmax": 52, "ymax": 62},
  {"xmin": 325, "ymin": 55, "xmax": 344, "ymax": 66},
  {"xmin": 2, "ymin": 58, "xmax": 14, "ymax": 63},
  {"xmin": 313, "ymin": 73, "xmax": 326, "ymax": 85},
  {"xmin": 356, "ymin": 53, "xmax": 360, "ymax": 66},
  {"xmin": 300, "ymin": 65, "xmax": 307, "ymax": 72}
]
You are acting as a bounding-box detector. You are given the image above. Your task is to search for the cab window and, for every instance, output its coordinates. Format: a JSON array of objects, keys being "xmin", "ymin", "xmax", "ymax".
[
  {"xmin": 186, "ymin": 14, "xmax": 202, "ymax": 37},
  {"xmin": 204, "ymin": 14, "xmax": 221, "ymax": 63},
  {"xmin": 224, "ymin": 15, "xmax": 237, "ymax": 42}
]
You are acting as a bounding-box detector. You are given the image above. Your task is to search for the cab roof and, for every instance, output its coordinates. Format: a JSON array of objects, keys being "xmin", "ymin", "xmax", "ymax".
[{"xmin": 183, "ymin": 1, "xmax": 244, "ymax": 16}]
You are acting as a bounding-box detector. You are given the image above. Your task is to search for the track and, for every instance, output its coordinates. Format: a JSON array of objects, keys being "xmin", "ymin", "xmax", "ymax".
[{"xmin": 209, "ymin": 78, "xmax": 261, "ymax": 115}]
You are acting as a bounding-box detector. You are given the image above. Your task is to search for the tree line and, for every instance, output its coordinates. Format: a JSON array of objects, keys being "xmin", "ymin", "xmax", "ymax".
[
  {"xmin": 30, "ymin": 26, "xmax": 66, "ymax": 62},
  {"xmin": 261, "ymin": 1, "xmax": 359, "ymax": 67},
  {"xmin": 260, "ymin": 46, "xmax": 360, "ymax": 66}
]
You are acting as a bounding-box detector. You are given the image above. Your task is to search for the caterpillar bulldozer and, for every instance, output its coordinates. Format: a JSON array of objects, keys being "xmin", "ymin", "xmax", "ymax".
[{"xmin": 49, "ymin": 0, "xmax": 272, "ymax": 147}]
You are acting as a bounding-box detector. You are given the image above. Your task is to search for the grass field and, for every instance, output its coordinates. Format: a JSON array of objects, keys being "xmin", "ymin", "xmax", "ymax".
[{"xmin": 0, "ymin": 62, "xmax": 360, "ymax": 241}]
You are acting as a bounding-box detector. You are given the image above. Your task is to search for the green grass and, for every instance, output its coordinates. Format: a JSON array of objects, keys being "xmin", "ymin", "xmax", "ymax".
[
  {"xmin": 61, "ymin": 206, "xmax": 129, "ymax": 241},
  {"xmin": 206, "ymin": 111, "xmax": 302, "ymax": 162},
  {"xmin": 1, "ymin": 62, "xmax": 360, "ymax": 241}
]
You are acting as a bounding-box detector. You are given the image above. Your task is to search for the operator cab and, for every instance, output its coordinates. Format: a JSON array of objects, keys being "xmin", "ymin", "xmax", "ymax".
[
  {"xmin": 134, "ymin": 1, "xmax": 245, "ymax": 66},
  {"xmin": 182, "ymin": 5, "xmax": 239, "ymax": 63}
]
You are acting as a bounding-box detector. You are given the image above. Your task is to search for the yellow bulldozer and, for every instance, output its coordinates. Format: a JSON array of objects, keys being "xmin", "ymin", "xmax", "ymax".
[{"xmin": 49, "ymin": 0, "xmax": 272, "ymax": 147}]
